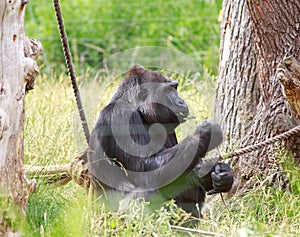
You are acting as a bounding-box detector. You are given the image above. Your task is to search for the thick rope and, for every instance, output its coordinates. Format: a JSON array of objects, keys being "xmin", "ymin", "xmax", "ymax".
[
  {"xmin": 25, "ymin": 155, "xmax": 89, "ymax": 188},
  {"xmin": 53, "ymin": 0, "xmax": 90, "ymax": 144},
  {"xmin": 222, "ymin": 124, "xmax": 300, "ymax": 159},
  {"xmin": 25, "ymin": 125, "xmax": 300, "ymax": 188}
]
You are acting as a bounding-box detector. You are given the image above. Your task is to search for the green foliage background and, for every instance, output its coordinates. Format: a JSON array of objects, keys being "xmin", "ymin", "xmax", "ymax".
[{"xmin": 25, "ymin": 0, "xmax": 221, "ymax": 74}]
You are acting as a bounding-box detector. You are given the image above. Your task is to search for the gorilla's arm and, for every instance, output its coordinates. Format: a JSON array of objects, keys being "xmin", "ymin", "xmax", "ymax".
[
  {"xmin": 143, "ymin": 120, "xmax": 222, "ymax": 171},
  {"xmin": 93, "ymin": 107, "xmax": 223, "ymax": 173}
]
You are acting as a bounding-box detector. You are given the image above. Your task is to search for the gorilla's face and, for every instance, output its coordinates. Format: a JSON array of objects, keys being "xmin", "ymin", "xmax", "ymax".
[{"xmin": 137, "ymin": 79, "xmax": 189, "ymax": 126}]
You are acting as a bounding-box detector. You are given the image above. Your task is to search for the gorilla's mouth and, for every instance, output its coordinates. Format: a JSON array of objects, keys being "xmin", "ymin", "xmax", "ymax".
[{"xmin": 176, "ymin": 109, "xmax": 189, "ymax": 123}]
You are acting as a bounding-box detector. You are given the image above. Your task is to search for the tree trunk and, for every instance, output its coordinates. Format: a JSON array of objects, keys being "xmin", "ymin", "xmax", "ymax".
[
  {"xmin": 215, "ymin": 0, "xmax": 260, "ymax": 151},
  {"xmin": 215, "ymin": 0, "xmax": 300, "ymax": 191},
  {"xmin": 0, "ymin": 0, "xmax": 42, "ymax": 235}
]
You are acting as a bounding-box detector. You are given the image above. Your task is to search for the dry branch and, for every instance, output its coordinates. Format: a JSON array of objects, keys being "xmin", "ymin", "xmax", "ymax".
[{"xmin": 277, "ymin": 56, "xmax": 300, "ymax": 123}]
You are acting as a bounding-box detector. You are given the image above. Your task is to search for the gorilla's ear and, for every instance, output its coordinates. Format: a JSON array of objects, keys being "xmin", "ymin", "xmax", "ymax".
[{"xmin": 125, "ymin": 65, "xmax": 146, "ymax": 86}]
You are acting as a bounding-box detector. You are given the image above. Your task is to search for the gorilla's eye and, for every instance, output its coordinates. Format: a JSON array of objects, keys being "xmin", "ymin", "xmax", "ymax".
[{"xmin": 165, "ymin": 86, "xmax": 176, "ymax": 94}]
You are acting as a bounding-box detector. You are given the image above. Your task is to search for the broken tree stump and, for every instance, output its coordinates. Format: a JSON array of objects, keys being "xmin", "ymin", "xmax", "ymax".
[{"xmin": 277, "ymin": 56, "xmax": 300, "ymax": 123}]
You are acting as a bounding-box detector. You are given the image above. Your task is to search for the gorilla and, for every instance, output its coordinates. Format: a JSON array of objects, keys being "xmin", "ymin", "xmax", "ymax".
[{"xmin": 88, "ymin": 65, "xmax": 233, "ymax": 215}]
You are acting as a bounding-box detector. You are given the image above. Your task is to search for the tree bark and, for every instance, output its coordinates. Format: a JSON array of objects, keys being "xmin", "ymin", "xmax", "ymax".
[
  {"xmin": 215, "ymin": 0, "xmax": 260, "ymax": 150},
  {"xmin": 215, "ymin": 0, "xmax": 300, "ymax": 191},
  {"xmin": 0, "ymin": 0, "xmax": 42, "ymax": 235}
]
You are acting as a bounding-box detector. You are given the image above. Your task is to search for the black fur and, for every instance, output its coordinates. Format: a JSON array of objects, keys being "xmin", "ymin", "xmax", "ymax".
[{"xmin": 88, "ymin": 65, "xmax": 233, "ymax": 215}]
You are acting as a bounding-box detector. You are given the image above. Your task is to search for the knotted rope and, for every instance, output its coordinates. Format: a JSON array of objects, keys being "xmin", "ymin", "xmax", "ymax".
[
  {"xmin": 25, "ymin": 125, "xmax": 300, "ymax": 188},
  {"xmin": 25, "ymin": 153, "xmax": 89, "ymax": 189},
  {"xmin": 222, "ymin": 124, "xmax": 300, "ymax": 159}
]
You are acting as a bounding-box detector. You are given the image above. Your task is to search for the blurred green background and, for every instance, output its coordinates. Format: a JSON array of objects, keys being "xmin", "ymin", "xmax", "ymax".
[{"xmin": 25, "ymin": 0, "xmax": 222, "ymax": 75}]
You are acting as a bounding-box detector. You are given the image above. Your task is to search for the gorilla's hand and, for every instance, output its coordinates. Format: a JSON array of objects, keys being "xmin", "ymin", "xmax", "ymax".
[
  {"xmin": 207, "ymin": 162, "xmax": 234, "ymax": 195},
  {"xmin": 195, "ymin": 120, "xmax": 223, "ymax": 151}
]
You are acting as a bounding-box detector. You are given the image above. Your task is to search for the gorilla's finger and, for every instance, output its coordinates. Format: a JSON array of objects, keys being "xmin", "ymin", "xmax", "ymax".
[{"xmin": 214, "ymin": 163, "xmax": 232, "ymax": 174}]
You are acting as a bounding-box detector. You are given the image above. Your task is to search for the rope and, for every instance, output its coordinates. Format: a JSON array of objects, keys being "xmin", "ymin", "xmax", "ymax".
[
  {"xmin": 25, "ymin": 125, "xmax": 300, "ymax": 188},
  {"xmin": 53, "ymin": 0, "xmax": 90, "ymax": 144},
  {"xmin": 25, "ymin": 155, "xmax": 90, "ymax": 189},
  {"xmin": 222, "ymin": 124, "xmax": 300, "ymax": 159}
]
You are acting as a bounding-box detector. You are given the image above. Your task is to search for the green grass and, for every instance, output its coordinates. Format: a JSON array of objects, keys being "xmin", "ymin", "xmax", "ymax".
[
  {"xmin": 25, "ymin": 0, "xmax": 222, "ymax": 74},
  {"xmin": 23, "ymin": 74, "xmax": 300, "ymax": 236}
]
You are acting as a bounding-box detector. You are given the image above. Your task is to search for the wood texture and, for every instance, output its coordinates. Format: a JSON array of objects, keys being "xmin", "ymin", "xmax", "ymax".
[
  {"xmin": 0, "ymin": 0, "xmax": 41, "ymax": 235},
  {"xmin": 215, "ymin": 0, "xmax": 259, "ymax": 151},
  {"xmin": 215, "ymin": 0, "xmax": 300, "ymax": 190}
]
